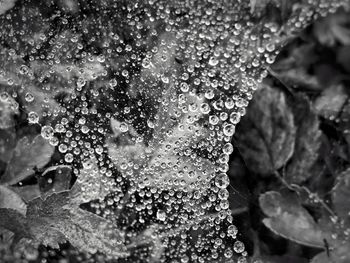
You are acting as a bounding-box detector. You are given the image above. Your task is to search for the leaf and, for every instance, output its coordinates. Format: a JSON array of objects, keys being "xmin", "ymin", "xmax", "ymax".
[
  {"xmin": 107, "ymin": 93, "xmax": 214, "ymax": 190},
  {"xmin": 313, "ymin": 10, "xmax": 350, "ymax": 46},
  {"xmin": 235, "ymin": 85, "xmax": 296, "ymax": 175},
  {"xmin": 0, "ymin": 185, "xmax": 26, "ymax": 215},
  {"xmin": 0, "ymin": 190, "xmax": 128, "ymax": 258},
  {"xmin": 332, "ymin": 168, "xmax": 350, "ymax": 225},
  {"xmin": 29, "ymin": 192, "xmax": 127, "ymax": 257},
  {"xmin": 259, "ymin": 191, "xmax": 328, "ymax": 248},
  {"xmin": 0, "ymin": 0, "xmax": 17, "ymax": 15},
  {"xmin": 285, "ymin": 95, "xmax": 322, "ymax": 184},
  {"xmin": 314, "ymin": 85, "xmax": 348, "ymax": 120},
  {"xmin": 0, "ymin": 135, "xmax": 55, "ymax": 185},
  {"xmin": 311, "ymin": 245, "xmax": 350, "ymax": 263},
  {"xmin": 61, "ymin": 208, "xmax": 128, "ymax": 258}
]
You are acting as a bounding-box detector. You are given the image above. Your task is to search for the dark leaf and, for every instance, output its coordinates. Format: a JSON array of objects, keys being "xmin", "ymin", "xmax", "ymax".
[
  {"xmin": 313, "ymin": 10, "xmax": 350, "ymax": 46},
  {"xmin": 39, "ymin": 165, "xmax": 72, "ymax": 196},
  {"xmin": 236, "ymin": 85, "xmax": 296, "ymax": 175},
  {"xmin": 259, "ymin": 191, "xmax": 328, "ymax": 248},
  {"xmin": 285, "ymin": 95, "xmax": 322, "ymax": 184}
]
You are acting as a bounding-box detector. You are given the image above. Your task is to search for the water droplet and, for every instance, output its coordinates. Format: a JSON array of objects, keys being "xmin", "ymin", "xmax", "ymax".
[{"xmin": 41, "ymin": 125, "xmax": 54, "ymax": 140}]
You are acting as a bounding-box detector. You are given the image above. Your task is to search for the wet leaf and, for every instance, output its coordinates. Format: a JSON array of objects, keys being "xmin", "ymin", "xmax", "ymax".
[
  {"xmin": 259, "ymin": 191, "xmax": 328, "ymax": 248},
  {"xmin": 70, "ymin": 158, "xmax": 111, "ymax": 205},
  {"xmin": 108, "ymin": 94, "xmax": 214, "ymax": 190},
  {"xmin": 332, "ymin": 168, "xmax": 350, "ymax": 225},
  {"xmin": 285, "ymin": 95, "xmax": 322, "ymax": 184},
  {"xmin": 0, "ymin": 190, "xmax": 128, "ymax": 257},
  {"xmin": 236, "ymin": 85, "xmax": 296, "ymax": 175},
  {"xmin": 0, "ymin": 135, "xmax": 55, "ymax": 185}
]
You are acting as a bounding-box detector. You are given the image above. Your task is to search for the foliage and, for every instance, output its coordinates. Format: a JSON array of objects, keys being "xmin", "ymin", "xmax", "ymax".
[{"xmin": 0, "ymin": 0, "xmax": 349, "ymax": 262}]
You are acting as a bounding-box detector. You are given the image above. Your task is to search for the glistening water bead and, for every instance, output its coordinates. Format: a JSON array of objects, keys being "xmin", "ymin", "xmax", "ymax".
[{"xmin": 41, "ymin": 125, "xmax": 54, "ymax": 140}]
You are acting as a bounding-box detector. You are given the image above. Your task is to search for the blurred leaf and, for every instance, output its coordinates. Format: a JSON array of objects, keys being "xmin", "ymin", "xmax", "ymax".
[
  {"xmin": 313, "ymin": 10, "xmax": 350, "ymax": 46},
  {"xmin": 0, "ymin": 0, "xmax": 17, "ymax": 15},
  {"xmin": 259, "ymin": 191, "xmax": 328, "ymax": 248},
  {"xmin": 0, "ymin": 135, "xmax": 55, "ymax": 185},
  {"xmin": 285, "ymin": 95, "xmax": 322, "ymax": 184},
  {"xmin": 337, "ymin": 45, "xmax": 350, "ymax": 72},
  {"xmin": 272, "ymin": 68, "xmax": 321, "ymax": 90},
  {"xmin": 0, "ymin": 185, "xmax": 26, "ymax": 215},
  {"xmin": 311, "ymin": 245, "xmax": 350, "ymax": 263},
  {"xmin": 314, "ymin": 85, "xmax": 348, "ymax": 120},
  {"xmin": 332, "ymin": 168, "xmax": 350, "ymax": 225},
  {"xmin": 235, "ymin": 85, "xmax": 296, "ymax": 175}
]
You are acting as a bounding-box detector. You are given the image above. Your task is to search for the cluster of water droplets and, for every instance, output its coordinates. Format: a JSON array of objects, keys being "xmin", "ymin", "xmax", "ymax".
[{"xmin": 0, "ymin": 0, "xmax": 345, "ymax": 262}]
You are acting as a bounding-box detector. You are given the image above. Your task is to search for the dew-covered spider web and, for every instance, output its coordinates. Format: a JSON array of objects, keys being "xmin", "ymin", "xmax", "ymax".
[{"xmin": 0, "ymin": 0, "xmax": 346, "ymax": 262}]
